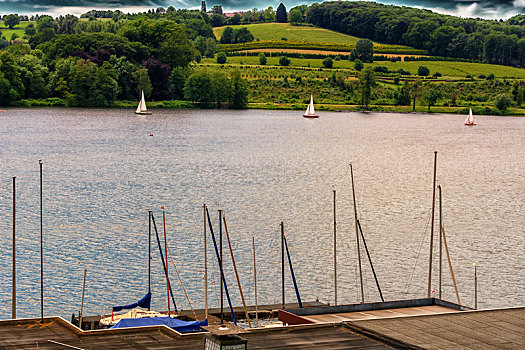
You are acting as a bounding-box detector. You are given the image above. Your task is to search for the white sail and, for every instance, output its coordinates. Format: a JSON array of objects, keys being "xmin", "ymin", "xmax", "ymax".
[
  {"xmin": 136, "ymin": 90, "xmax": 148, "ymax": 113},
  {"xmin": 305, "ymin": 95, "xmax": 315, "ymax": 116},
  {"xmin": 464, "ymin": 108, "xmax": 474, "ymax": 124}
]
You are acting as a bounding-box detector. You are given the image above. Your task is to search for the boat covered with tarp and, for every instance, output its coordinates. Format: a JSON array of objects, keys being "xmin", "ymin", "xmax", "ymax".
[{"xmin": 111, "ymin": 316, "xmax": 207, "ymax": 332}]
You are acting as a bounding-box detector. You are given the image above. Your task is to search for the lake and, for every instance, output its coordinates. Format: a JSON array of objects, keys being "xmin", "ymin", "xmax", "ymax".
[{"xmin": 0, "ymin": 108, "xmax": 523, "ymax": 319}]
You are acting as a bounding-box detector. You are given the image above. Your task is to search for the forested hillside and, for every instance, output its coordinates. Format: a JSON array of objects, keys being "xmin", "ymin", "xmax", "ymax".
[{"xmin": 306, "ymin": 2, "xmax": 525, "ymax": 67}]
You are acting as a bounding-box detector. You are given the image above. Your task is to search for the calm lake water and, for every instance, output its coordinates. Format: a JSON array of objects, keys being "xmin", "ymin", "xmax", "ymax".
[{"xmin": 0, "ymin": 108, "xmax": 523, "ymax": 319}]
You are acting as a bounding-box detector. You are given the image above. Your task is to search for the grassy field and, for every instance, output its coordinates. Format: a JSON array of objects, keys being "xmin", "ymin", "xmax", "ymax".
[
  {"xmin": 214, "ymin": 23, "xmax": 366, "ymax": 44},
  {"xmin": 0, "ymin": 20, "xmax": 33, "ymax": 41},
  {"xmin": 201, "ymin": 56, "xmax": 525, "ymax": 79}
]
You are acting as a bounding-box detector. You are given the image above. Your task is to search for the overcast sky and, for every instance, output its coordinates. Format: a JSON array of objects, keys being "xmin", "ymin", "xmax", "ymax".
[{"xmin": 0, "ymin": 0, "xmax": 523, "ymax": 20}]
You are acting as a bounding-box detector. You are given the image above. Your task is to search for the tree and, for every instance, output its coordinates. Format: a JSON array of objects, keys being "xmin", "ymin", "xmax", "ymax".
[
  {"xmin": 24, "ymin": 24, "xmax": 36, "ymax": 36},
  {"xmin": 395, "ymin": 80, "xmax": 411, "ymax": 105},
  {"xmin": 494, "ymin": 93, "xmax": 512, "ymax": 111},
  {"xmin": 229, "ymin": 70, "xmax": 248, "ymax": 109},
  {"xmin": 56, "ymin": 15, "xmax": 79, "ymax": 34},
  {"xmin": 213, "ymin": 72, "xmax": 231, "ymax": 108},
  {"xmin": 133, "ymin": 68, "xmax": 152, "ymax": 100},
  {"xmin": 279, "ymin": 56, "xmax": 290, "ymax": 66},
  {"xmin": 210, "ymin": 14, "xmax": 224, "ymax": 27},
  {"xmin": 158, "ymin": 26, "xmax": 194, "ymax": 68},
  {"xmin": 144, "ymin": 57, "xmax": 171, "ymax": 100},
  {"xmin": 410, "ymin": 79, "xmax": 422, "ymax": 111},
  {"xmin": 359, "ymin": 67, "xmax": 375, "ymax": 108},
  {"xmin": 212, "ymin": 5, "xmax": 223, "ymax": 15},
  {"xmin": 354, "ymin": 59, "xmax": 364, "ymax": 71},
  {"xmin": 322, "ymin": 57, "xmax": 333, "ymax": 68},
  {"xmin": 264, "ymin": 7, "xmax": 275, "ymax": 22},
  {"xmin": 0, "ymin": 51, "xmax": 24, "ymax": 105},
  {"xmin": 217, "ymin": 52, "xmax": 227, "ymax": 64},
  {"xmin": 3, "ymin": 14, "xmax": 20, "ymax": 29},
  {"xmin": 259, "ymin": 53, "xmax": 267, "ymax": 65},
  {"xmin": 204, "ymin": 38, "xmax": 217, "ymax": 58},
  {"xmin": 170, "ymin": 66, "xmax": 190, "ymax": 100},
  {"xmin": 289, "ymin": 8, "xmax": 303, "ymax": 25},
  {"xmin": 417, "ymin": 66, "xmax": 430, "ymax": 76},
  {"xmin": 234, "ymin": 28, "xmax": 254, "ymax": 43},
  {"xmin": 276, "ymin": 3, "xmax": 287, "ymax": 23},
  {"xmin": 184, "ymin": 71, "xmax": 215, "ymax": 108},
  {"xmin": 220, "ymin": 27, "xmax": 234, "ymax": 44},
  {"xmin": 423, "ymin": 86, "xmax": 441, "ymax": 111},
  {"xmin": 353, "ymin": 39, "xmax": 374, "ymax": 62}
]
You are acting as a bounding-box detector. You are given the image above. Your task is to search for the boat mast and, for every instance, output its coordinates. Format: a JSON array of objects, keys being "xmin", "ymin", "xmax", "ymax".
[
  {"xmin": 219, "ymin": 209, "xmax": 224, "ymax": 325},
  {"xmin": 428, "ymin": 152, "xmax": 437, "ymax": 298},
  {"xmin": 281, "ymin": 222, "xmax": 285, "ymax": 309},
  {"xmin": 12, "ymin": 176, "xmax": 16, "ymax": 319},
  {"xmin": 350, "ymin": 164, "xmax": 364, "ymax": 303},
  {"xmin": 148, "ymin": 210, "xmax": 151, "ymax": 299},
  {"xmin": 162, "ymin": 207, "xmax": 170, "ymax": 316},
  {"xmin": 438, "ymin": 185, "xmax": 442, "ymax": 299},
  {"xmin": 39, "ymin": 160, "xmax": 44, "ymax": 323},
  {"xmin": 204, "ymin": 203, "xmax": 208, "ymax": 320},
  {"xmin": 253, "ymin": 235, "xmax": 258, "ymax": 327},
  {"xmin": 333, "ymin": 188, "xmax": 337, "ymax": 306}
]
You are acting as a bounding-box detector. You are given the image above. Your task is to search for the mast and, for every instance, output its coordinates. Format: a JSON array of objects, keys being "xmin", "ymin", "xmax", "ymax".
[
  {"xmin": 281, "ymin": 222, "xmax": 285, "ymax": 308},
  {"xmin": 253, "ymin": 235, "xmax": 258, "ymax": 327},
  {"xmin": 148, "ymin": 210, "xmax": 151, "ymax": 297},
  {"xmin": 39, "ymin": 160, "xmax": 44, "ymax": 323},
  {"xmin": 428, "ymin": 151, "xmax": 437, "ymax": 298},
  {"xmin": 219, "ymin": 209, "xmax": 224, "ymax": 325},
  {"xmin": 12, "ymin": 176, "xmax": 16, "ymax": 319},
  {"xmin": 204, "ymin": 203, "xmax": 208, "ymax": 320},
  {"xmin": 350, "ymin": 164, "xmax": 364, "ymax": 303},
  {"xmin": 333, "ymin": 188, "xmax": 337, "ymax": 306},
  {"xmin": 162, "ymin": 207, "xmax": 170, "ymax": 316},
  {"xmin": 223, "ymin": 214, "xmax": 251, "ymax": 327},
  {"xmin": 438, "ymin": 185, "xmax": 442, "ymax": 299}
]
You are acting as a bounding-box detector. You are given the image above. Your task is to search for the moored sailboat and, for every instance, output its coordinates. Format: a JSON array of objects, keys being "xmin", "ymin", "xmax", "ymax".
[
  {"xmin": 135, "ymin": 90, "xmax": 152, "ymax": 115},
  {"xmin": 303, "ymin": 95, "xmax": 319, "ymax": 118},
  {"xmin": 464, "ymin": 108, "xmax": 475, "ymax": 125}
]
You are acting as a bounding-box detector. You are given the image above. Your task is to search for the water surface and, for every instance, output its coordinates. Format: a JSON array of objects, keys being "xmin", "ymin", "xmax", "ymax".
[{"xmin": 0, "ymin": 108, "xmax": 523, "ymax": 319}]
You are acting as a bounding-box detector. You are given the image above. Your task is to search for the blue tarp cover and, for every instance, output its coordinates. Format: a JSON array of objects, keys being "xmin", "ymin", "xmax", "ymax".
[
  {"xmin": 112, "ymin": 291, "xmax": 151, "ymax": 312},
  {"xmin": 110, "ymin": 316, "xmax": 207, "ymax": 333}
]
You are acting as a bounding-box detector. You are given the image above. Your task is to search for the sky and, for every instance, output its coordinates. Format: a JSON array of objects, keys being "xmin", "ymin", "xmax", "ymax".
[{"xmin": 0, "ymin": 0, "xmax": 523, "ymax": 20}]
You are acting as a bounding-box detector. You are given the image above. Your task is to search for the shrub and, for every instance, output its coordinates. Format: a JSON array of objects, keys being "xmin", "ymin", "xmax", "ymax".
[
  {"xmin": 494, "ymin": 93, "xmax": 512, "ymax": 111},
  {"xmin": 433, "ymin": 72, "xmax": 442, "ymax": 78},
  {"xmin": 393, "ymin": 76, "xmax": 400, "ymax": 85},
  {"xmin": 487, "ymin": 73, "xmax": 495, "ymax": 80},
  {"xmin": 354, "ymin": 59, "xmax": 364, "ymax": 71},
  {"xmin": 279, "ymin": 56, "xmax": 290, "ymax": 66},
  {"xmin": 478, "ymin": 74, "xmax": 486, "ymax": 79},
  {"xmin": 258, "ymin": 52, "xmax": 267, "ymax": 65},
  {"xmin": 217, "ymin": 52, "xmax": 227, "ymax": 64},
  {"xmin": 322, "ymin": 57, "xmax": 333, "ymax": 68},
  {"xmin": 398, "ymin": 68, "xmax": 411, "ymax": 75},
  {"xmin": 417, "ymin": 65, "xmax": 430, "ymax": 76},
  {"xmin": 373, "ymin": 66, "xmax": 388, "ymax": 73}
]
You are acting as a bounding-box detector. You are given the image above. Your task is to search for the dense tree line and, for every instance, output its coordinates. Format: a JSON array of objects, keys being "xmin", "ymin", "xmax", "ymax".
[
  {"xmin": 305, "ymin": 1, "xmax": 525, "ymax": 68},
  {"xmin": 0, "ymin": 10, "xmax": 248, "ymax": 108}
]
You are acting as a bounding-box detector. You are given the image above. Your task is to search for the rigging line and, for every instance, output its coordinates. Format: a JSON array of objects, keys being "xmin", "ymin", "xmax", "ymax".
[
  {"xmin": 357, "ymin": 220, "xmax": 384, "ymax": 302},
  {"xmin": 283, "ymin": 234, "xmax": 303, "ymax": 308},
  {"xmin": 404, "ymin": 206, "xmax": 433, "ymax": 297},
  {"xmin": 166, "ymin": 245, "xmax": 197, "ymax": 320}
]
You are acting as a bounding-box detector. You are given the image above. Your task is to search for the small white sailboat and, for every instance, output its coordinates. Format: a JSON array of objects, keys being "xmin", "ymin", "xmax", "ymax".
[
  {"xmin": 135, "ymin": 90, "xmax": 152, "ymax": 115},
  {"xmin": 464, "ymin": 108, "xmax": 475, "ymax": 125},
  {"xmin": 303, "ymin": 94, "xmax": 319, "ymax": 118}
]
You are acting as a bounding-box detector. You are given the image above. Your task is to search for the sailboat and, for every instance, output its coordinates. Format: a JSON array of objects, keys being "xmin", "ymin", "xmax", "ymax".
[
  {"xmin": 464, "ymin": 108, "xmax": 475, "ymax": 125},
  {"xmin": 303, "ymin": 95, "xmax": 319, "ymax": 118},
  {"xmin": 135, "ymin": 90, "xmax": 152, "ymax": 115}
]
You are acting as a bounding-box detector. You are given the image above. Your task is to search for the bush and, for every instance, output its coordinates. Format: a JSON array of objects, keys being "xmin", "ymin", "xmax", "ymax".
[
  {"xmin": 393, "ymin": 76, "xmax": 400, "ymax": 84},
  {"xmin": 354, "ymin": 58, "xmax": 364, "ymax": 71},
  {"xmin": 494, "ymin": 93, "xmax": 512, "ymax": 111},
  {"xmin": 487, "ymin": 73, "xmax": 495, "ymax": 80},
  {"xmin": 478, "ymin": 74, "xmax": 486, "ymax": 79},
  {"xmin": 433, "ymin": 72, "xmax": 442, "ymax": 78},
  {"xmin": 373, "ymin": 66, "xmax": 388, "ymax": 73},
  {"xmin": 258, "ymin": 52, "xmax": 267, "ymax": 65},
  {"xmin": 322, "ymin": 57, "xmax": 333, "ymax": 68},
  {"xmin": 279, "ymin": 56, "xmax": 290, "ymax": 66},
  {"xmin": 216, "ymin": 52, "xmax": 227, "ymax": 64},
  {"xmin": 398, "ymin": 68, "xmax": 411, "ymax": 75},
  {"xmin": 417, "ymin": 65, "xmax": 430, "ymax": 76}
]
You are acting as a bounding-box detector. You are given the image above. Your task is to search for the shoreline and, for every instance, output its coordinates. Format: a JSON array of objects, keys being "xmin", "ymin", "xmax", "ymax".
[{"xmin": 6, "ymin": 100, "xmax": 525, "ymax": 116}]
